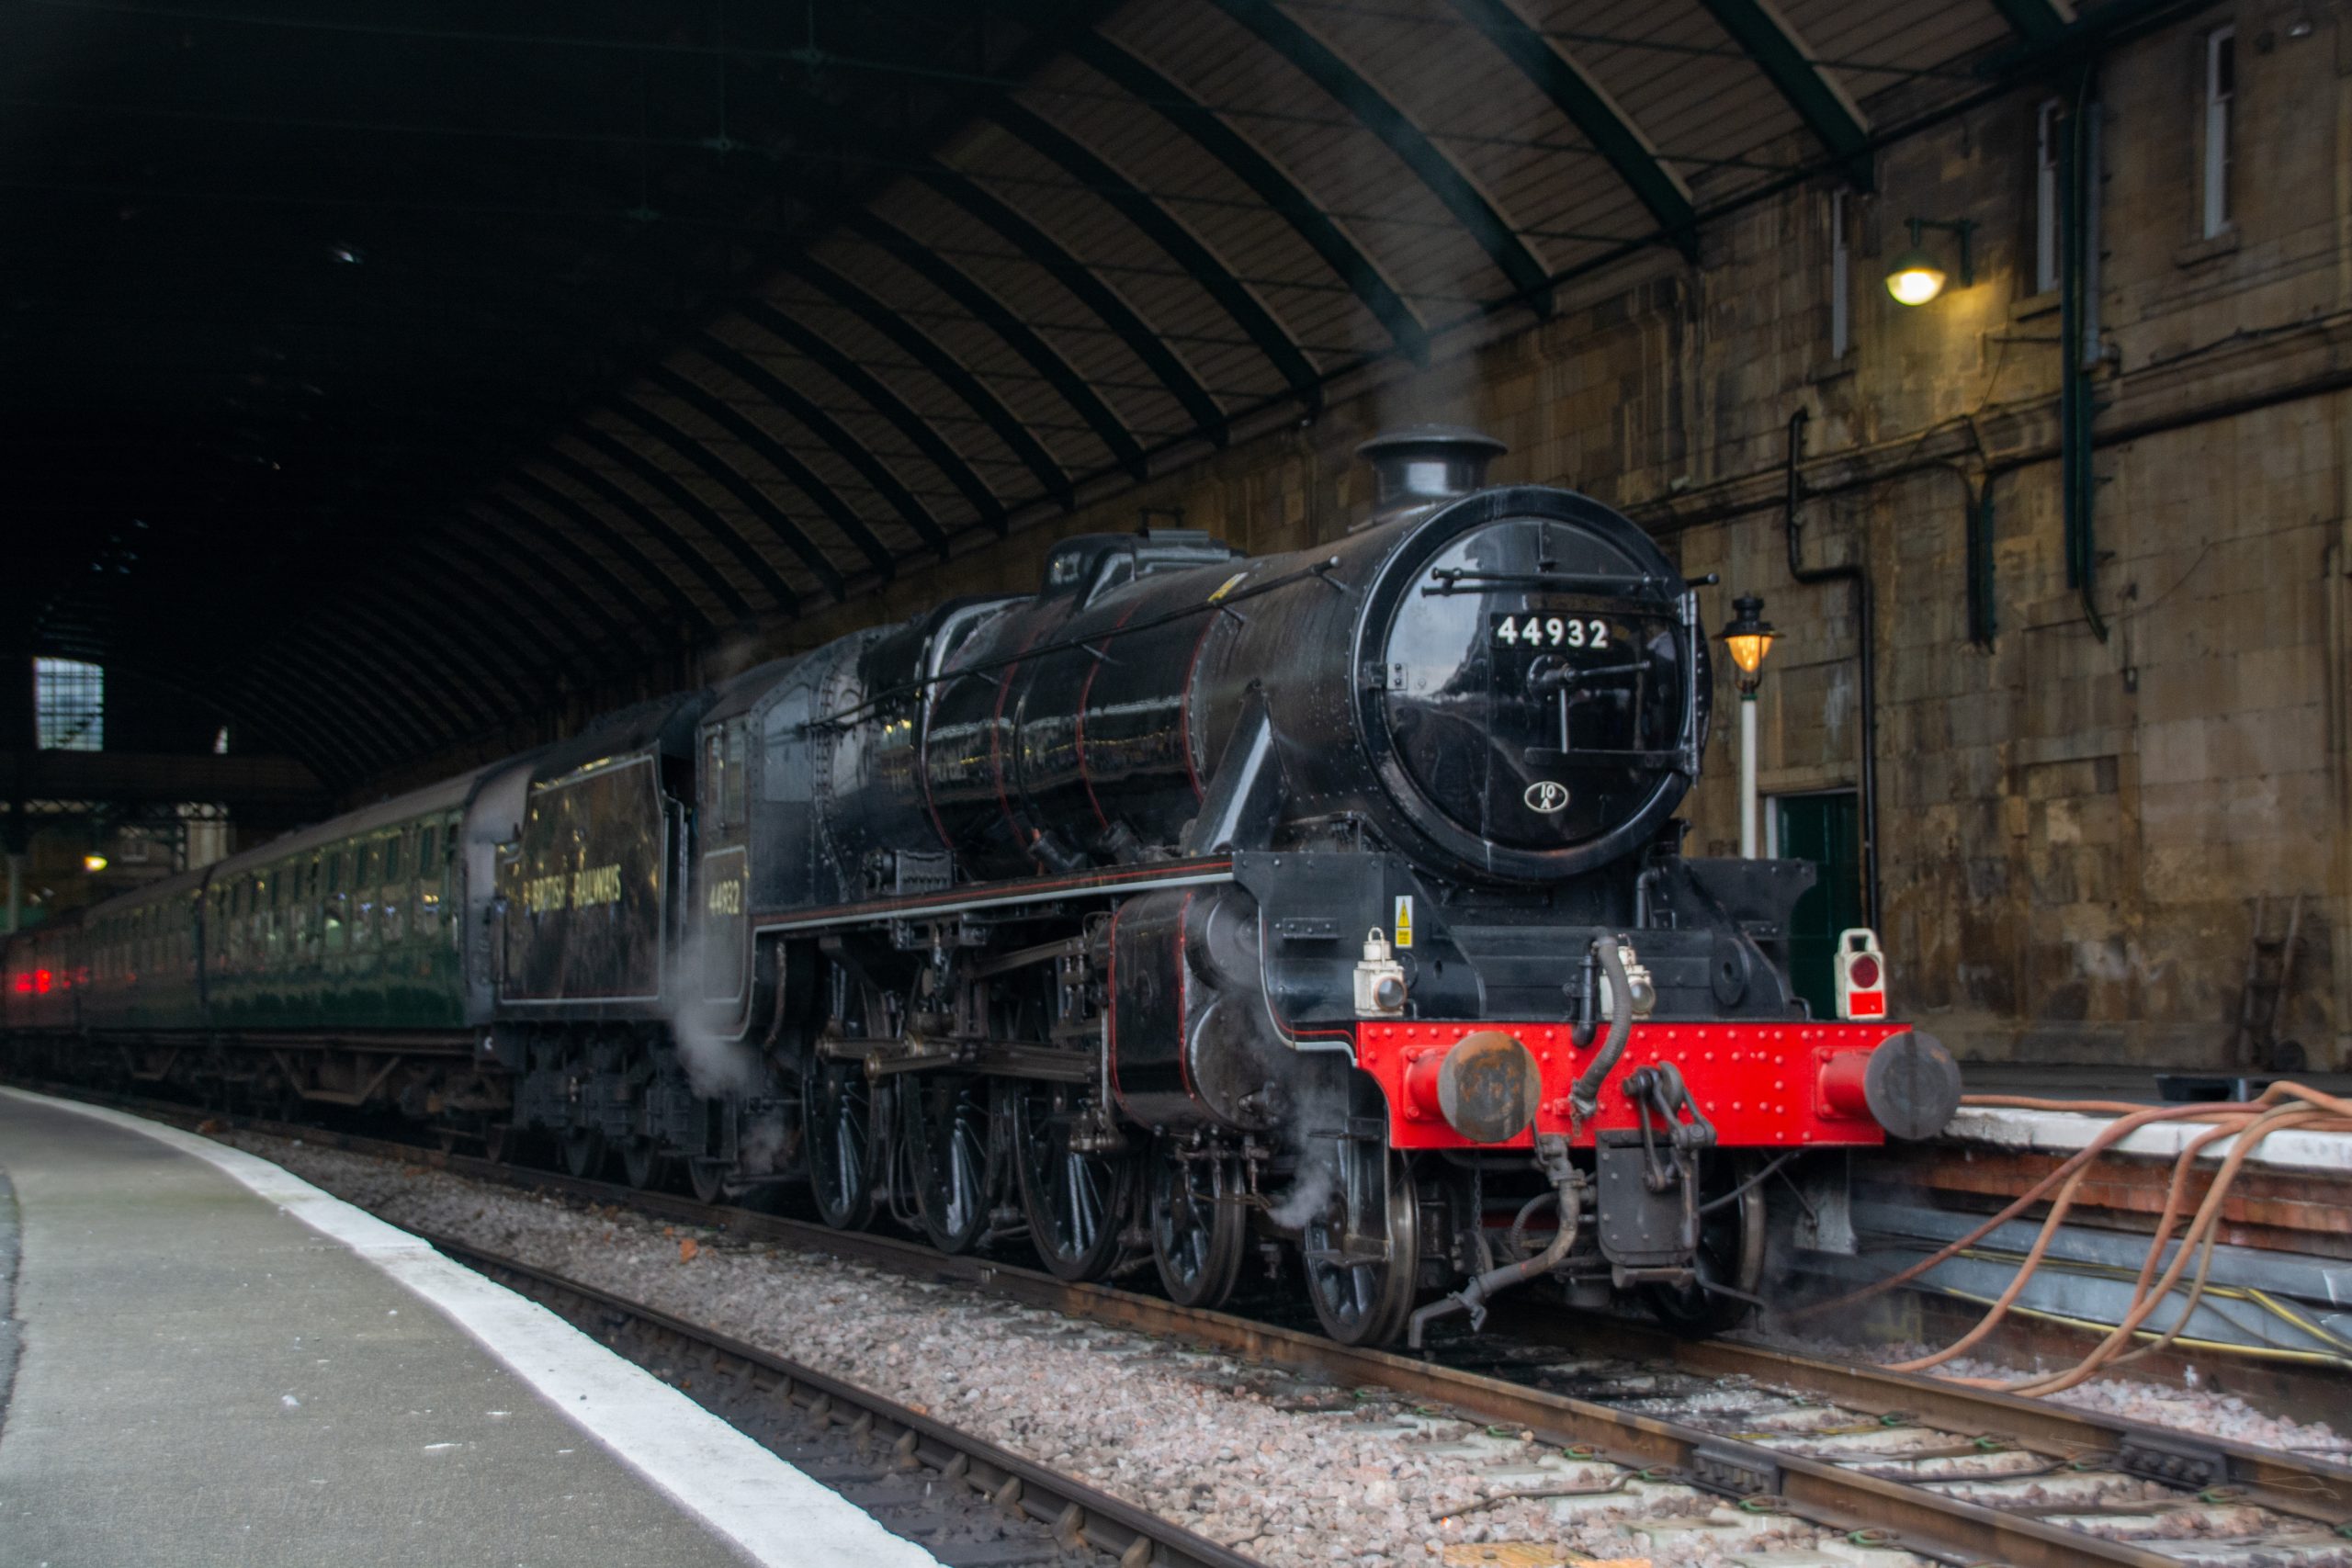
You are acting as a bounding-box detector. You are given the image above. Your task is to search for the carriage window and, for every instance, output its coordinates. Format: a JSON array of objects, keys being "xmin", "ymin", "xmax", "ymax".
[{"xmin": 385, "ymin": 833, "xmax": 403, "ymax": 882}]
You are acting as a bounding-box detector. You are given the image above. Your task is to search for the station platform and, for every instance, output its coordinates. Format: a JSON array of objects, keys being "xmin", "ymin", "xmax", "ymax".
[
  {"xmin": 0, "ymin": 1088, "xmax": 937, "ymax": 1568},
  {"xmin": 1943, "ymin": 1061, "xmax": 2352, "ymax": 1177},
  {"xmin": 1957, "ymin": 1060, "xmax": 2352, "ymax": 1110}
]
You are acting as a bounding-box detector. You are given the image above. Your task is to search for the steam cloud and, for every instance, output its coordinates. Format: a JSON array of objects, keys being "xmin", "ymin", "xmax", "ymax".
[{"xmin": 664, "ymin": 925, "xmax": 764, "ymax": 1100}]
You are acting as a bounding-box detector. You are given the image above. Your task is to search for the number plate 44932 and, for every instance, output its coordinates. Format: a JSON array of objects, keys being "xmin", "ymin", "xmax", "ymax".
[{"xmin": 1493, "ymin": 613, "xmax": 1608, "ymax": 649}]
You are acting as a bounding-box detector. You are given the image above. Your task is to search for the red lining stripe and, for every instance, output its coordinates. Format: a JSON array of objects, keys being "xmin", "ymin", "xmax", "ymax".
[
  {"xmin": 1173, "ymin": 891, "xmax": 1195, "ymax": 1100},
  {"xmin": 989, "ymin": 621, "xmax": 1050, "ymax": 869},
  {"xmin": 1075, "ymin": 600, "xmax": 1143, "ymax": 833}
]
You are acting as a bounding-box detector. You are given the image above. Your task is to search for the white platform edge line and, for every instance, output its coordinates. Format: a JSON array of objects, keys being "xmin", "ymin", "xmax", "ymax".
[
  {"xmin": 1946, "ymin": 1106, "xmax": 2352, "ymax": 1176},
  {"xmin": 1, "ymin": 1087, "xmax": 940, "ymax": 1568}
]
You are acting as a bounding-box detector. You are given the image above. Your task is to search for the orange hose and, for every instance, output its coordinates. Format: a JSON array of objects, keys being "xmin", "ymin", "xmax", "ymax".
[
  {"xmin": 1882, "ymin": 1157, "xmax": 2094, "ymax": 1373},
  {"xmin": 1999, "ymin": 1103, "xmax": 2327, "ymax": 1395},
  {"xmin": 1786, "ymin": 1095, "xmax": 2294, "ymax": 1322},
  {"xmin": 1801, "ymin": 1083, "xmax": 2352, "ymax": 1398}
]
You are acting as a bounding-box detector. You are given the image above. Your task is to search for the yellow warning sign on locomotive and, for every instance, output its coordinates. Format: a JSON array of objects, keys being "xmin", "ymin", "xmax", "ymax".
[{"xmin": 1394, "ymin": 894, "xmax": 1414, "ymax": 948}]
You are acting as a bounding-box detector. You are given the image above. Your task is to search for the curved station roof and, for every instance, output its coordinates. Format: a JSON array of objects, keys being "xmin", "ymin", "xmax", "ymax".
[{"xmin": 5, "ymin": 0, "xmax": 2111, "ymax": 786}]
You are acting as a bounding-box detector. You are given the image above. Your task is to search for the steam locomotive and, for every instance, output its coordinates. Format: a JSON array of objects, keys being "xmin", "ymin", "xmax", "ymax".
[{"xmin": 3, "ymin": 428, "xmax": 1957, "ymax": 1347}]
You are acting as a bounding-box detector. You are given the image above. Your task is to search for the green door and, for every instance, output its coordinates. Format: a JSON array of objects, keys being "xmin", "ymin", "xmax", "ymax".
[{"xmin": 1777, "ymin": 791, "xmax": 1861, "ymax": 1020}]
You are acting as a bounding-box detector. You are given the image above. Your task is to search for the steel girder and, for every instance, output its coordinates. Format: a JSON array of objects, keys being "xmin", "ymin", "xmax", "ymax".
[
  {"xmin": 642, "ymin": 365, "xmax": 899, "ymax": 578},
  {"xmin": 1068, "ymin": 32, "xmax": 1429, "ymax": 364},
  {"xmin": 838, "ymin": 209, "xmax": 1155, "ymax": 477},
  {"xmin": 567, "ymin": 427, "xmax": 803, "ymax": 615},
  {"xmin": 533, "ymin": 455, "xmax": 761, "ymax": 623},
  {"xmin": 503, "ymin": 473, "xmax": 714, "ymax": 636},
  {"xmin": 688, "ymin": 336, "xmax": 953, "ymax": 559},
  {"xmin": 895, "ymin": 168, "xmax": 1226, "ymax": 444},
  {"xmin": 1698, "ymin": 0, "xmax": 1875, "ymax": 189},
  {"xmin": 474, "ymin": 493, "xmax": 683, "ymax": 649},
  {"xmin": 417, "ymin": 531, "xmax": 616, "ymax": 672},
  {"xmin": 606, "ymin": 400, "xmax": 846, "ymax": 600},
  {"xmin": 784, "ymin": 258, "xmax": 1076, "ymax": 510},
  {"xmin": 369, "ymin": 555, "xmax": 552, "ymax": 712},
  {"xmin": 335, "ymin": 597, "xmax": 503, "ymax": 736},
  {"xmin": 984, "ymin": 98, "xmax": 1322, "ymax": 407},
  {"xmin": 1211, "ymin": 0, "xmax": 1555, "ymax": 313},
  {"xmin": 1444, "ymin": 0, "xmax": 1701, "ymax": 261},
  {"xmin": 1986, "ymin": 0, "xmax": 2075, "ymax": 45},
  {"xmin": 730, "ymin": 300, "xmax": 1009, "ymax": 532}
]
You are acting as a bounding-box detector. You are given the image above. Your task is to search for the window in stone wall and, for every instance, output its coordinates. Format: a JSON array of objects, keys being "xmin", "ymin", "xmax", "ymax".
[
  {"xmin": 2203, "ymin": 25, "xmax": 2235, "ymax": 238},
  {"xmin": 2035, "ymin": 98, "xmax": 2063, "ymax": 295},
  {"xmin": 1829, "ymin": 187, "xmax": 1850, "ymax": 357},
  {"xmin": 33, "ymin": 657, "xmax": 103, "ymax": 750}
]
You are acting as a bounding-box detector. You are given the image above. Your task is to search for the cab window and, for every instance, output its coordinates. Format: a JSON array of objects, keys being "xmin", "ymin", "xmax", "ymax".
[{"xmin": 722, "ymin": 722, "xmax": 747, "ymax": 828}]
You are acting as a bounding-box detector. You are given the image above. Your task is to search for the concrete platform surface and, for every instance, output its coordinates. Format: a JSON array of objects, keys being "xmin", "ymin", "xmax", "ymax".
[
  {"xmin": 0, "ymin": 1089, "xmax": 938, "ymax": 1568},
  {"xmin": 1957, "ymin": 1062, "xmax": 2352, "ymax": 1105},
  {"xmin": 1947, "ymin": 1063, "xmax": 2352, "ymax": 1176}
]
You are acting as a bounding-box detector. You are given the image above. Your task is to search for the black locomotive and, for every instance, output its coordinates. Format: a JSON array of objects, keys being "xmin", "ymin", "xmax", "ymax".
[{"xmin": 6, "ymin": 428, "xmax": 1956, "ymax": 1347}]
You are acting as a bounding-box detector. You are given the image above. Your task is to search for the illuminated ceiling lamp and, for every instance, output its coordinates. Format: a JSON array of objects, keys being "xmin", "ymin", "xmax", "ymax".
[{"xmin": 1885, "ymin": 217, "xmax": 1975, "ymax": 306}]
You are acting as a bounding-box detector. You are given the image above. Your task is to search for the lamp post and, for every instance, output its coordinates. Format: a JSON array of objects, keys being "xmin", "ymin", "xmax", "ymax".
[{"xmin": 1721, "ymin": 595, "xmax": 1776, "ymax": 858}]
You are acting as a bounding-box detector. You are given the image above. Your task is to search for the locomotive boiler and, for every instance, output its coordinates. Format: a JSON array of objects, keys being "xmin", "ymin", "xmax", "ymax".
[{"xmin": 3, "ymin": 427, "xmax": 1959, "ymax": 1348}]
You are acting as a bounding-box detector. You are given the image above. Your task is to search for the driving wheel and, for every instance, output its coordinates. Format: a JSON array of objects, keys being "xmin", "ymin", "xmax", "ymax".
[
  {"xmin": 804, "ymin": 1052, "xmax": 877, "ymax": 1231},
  {"xmin": 1299, "ymin": 1154, "xmax": 1419, "ymax": 1348},
  {"xmin": 1149, "ymin": 1137, "xmax": 1247, "ymax": 1310},
  {"xmin": 1013, "ymin": 1085, "xmax": 1128, "ymax": 1281},
  {"xmin": 904, "ymin": 1072, "xmax": 994, "ymax": 1254}
]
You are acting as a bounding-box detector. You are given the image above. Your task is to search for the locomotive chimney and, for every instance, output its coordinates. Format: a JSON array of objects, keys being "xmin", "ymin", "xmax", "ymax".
[{"xmin": 1356, "ymin": 424, "xmax": 1507, "ymax": 528}]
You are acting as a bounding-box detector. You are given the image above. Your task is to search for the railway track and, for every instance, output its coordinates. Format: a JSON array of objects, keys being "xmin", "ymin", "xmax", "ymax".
[
  {"xmin": 33, "ymin": 1083, "xmax": 2352, "ymax": 1568},
  {"xmin": 438, "ymin": 1235, "xmax": 1258, "ymax": 1568}
]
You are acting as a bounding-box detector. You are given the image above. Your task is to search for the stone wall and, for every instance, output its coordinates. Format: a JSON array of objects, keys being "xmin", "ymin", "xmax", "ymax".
[{"xmin": 385, "ymin": 6, "xmax": 2352, "ymax": 1069}]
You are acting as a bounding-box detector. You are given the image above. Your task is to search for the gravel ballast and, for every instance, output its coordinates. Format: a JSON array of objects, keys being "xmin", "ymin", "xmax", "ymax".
[
  {"xmin": 1745, "ymin": 1326, "xmax": 2352, "ymax": 1459},
  {"xmin": 221, "ymin": 1131, "xmax": 1931, "ymax": 1568}
]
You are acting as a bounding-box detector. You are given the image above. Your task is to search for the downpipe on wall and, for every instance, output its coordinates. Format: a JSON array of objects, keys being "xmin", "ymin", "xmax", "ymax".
[
  {"xmin": 2061, "ymin": 62, "xmax": 2110, "ymax": 643},
  {"xmin": 2330, "ymin": 393, "xmax": 2352, "ymax": 1069}
]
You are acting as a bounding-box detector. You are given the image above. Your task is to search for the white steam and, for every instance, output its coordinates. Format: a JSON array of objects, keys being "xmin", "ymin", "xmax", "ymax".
[
  {"xmin": 1266, "ymin": 1156, "xmax": 1336, "ymax": 1232},
  {"xmin": 1264, "ymin": 1066, "xmax": 1351, "ymax": 1232},
  {"xmin": 665, "ymin": 925, "xmax": 763, "ymax": 1100}
]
